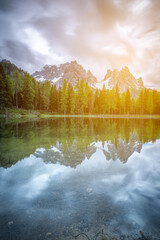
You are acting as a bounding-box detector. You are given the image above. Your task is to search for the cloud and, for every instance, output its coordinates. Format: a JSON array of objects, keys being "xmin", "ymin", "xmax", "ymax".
[
  {"xmin": 0, "ymin": 0, "xmax": 160, "ymax": 89},
  {"xmin": 0, "ymin": 39, "xmax": 46, "ymax": 73}
]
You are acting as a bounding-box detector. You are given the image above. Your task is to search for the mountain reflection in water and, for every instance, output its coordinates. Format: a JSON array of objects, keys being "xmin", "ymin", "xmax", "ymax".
[
  {"xmin": 0, "ymin": 118, "xmax": 160, "ymax": 239},
  {"xmin": 0, "ymin": 118, "xmax": 160, "ymax": 167}
]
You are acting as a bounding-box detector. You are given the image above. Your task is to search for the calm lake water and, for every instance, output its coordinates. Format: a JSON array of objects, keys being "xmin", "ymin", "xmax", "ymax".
[{"xmin": 0, "ymin": 118, "xmax": 160, "ymax": 240}]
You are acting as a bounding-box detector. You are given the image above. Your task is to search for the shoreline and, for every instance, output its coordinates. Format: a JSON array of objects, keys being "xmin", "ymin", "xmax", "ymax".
[
  {"xmin": 1, "ymin": 114, "xmax": 160, "ymax": 125},
  {"xmin": 1, "ymin": 108, "xmax": 160, "ymax": 123}
]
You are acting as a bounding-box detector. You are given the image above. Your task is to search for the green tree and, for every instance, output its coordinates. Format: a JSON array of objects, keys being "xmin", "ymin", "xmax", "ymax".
[
  {"xmin": 93, "ymin": 89, "xmax": 99, "ymax": 114},
  {"xmin": 61, "ymin": 79, "xmax": 68, "ymax": 114},
  {"xmin": 6, "ymin": 75, "xmax": 13, "ymax": 107},
  {"xmin": 49, "ymin": 85, "xmax": 57, "ymax": 112},
  {"xmin": 147, "ymin": 91, "xmax": 153, "ymax": 114},
  {"xmin": 57, "ymin": 87, "xmax": 62, "ymax": 113},
  {"xmin": 75, "ymin": 79, "xmax": 89, "ymax": 114},
  {"xmin": 0, "ymin": 64, "xmax": 8, "ymax": 108},
  {"xmin": 68, "ymin": 82, "xmax": 76, "ymax": 114},
  {"xmin": 152, "ymin": 90, "xmax": 160, "ymax": 114},
  {"xmin": 36, "ymin": 83, "xmax": 42, "ymax": 110},
  {"xmin": 115, "ymin": 83, "xmax": 120, "ymax": 114},
  {"xmin": 99, "ymin": 84, "xmax": 107, "ymax": 114},
  {"xmin": 136, "ymin": 90, "xmax": 144, "ymax": 114},
  {"xmin": 32, "ymin": 78, "xmax": 39, "ymax": 110},
  {"xmin": 125, "ymin": 89, "xmax": 131, "ymax": 114},
  {"xmin": 41, "ymin": 80, "xmax": 51, "ymax": 111},
  {"xmin": 110, "ymin": 88, "xmax": 116, "ymax": 114},
  {"xmin": 12, "ymin": 70, "xmax": 23, "ymax": 108},
  {"xmin": 87, "ymin": 85, "xmax": 95, "ymax": 114},
  {"xmin": 23, "ymin": 73, "xmax": 35, "ymax": 109},
  {"xmin": 70, "ymin": 87, "xmax": 76, "ymax": 114},
  {"xmin": 120, "ymin": 92, "xmax": 126, "ymax": 114}
]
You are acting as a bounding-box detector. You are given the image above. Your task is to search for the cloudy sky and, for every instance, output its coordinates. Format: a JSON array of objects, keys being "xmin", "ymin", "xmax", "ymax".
[{"xmin": 0, "ymin": 0, "xmax": 160, "ymax": 89}]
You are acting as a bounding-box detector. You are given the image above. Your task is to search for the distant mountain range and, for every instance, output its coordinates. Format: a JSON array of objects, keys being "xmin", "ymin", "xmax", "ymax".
[
  {"xmin": 96, "ymin": 67, "xmax": 144, "ymax": 97},
  {"xmin": 32, "ymin": 61, "xmax": 144, "ymax": 97},
  {"xmin": 32, "ymin": 60, "xmax": 97, "ymax": 88},
  {"xmin": 1, "ymin": 59, "xmax": 144, "ymax": 97}
]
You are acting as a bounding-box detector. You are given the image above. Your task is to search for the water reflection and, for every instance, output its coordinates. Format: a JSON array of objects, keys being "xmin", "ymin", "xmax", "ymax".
[
  {"xmin": 0, "ymin": 118, "xmax": 160, "ymax": 239},
  {"xmin": 0, "ymin": 118, "xmax": 160, "ymax": 167}
]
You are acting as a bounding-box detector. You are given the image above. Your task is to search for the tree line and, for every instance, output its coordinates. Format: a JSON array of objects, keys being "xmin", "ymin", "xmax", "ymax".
[{"xmin": 0, "ymin": 65, "xmax": 160, "ymax": 115}]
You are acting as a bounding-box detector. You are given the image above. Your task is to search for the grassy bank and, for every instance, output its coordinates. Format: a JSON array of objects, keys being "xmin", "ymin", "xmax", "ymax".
[
  {"xmin": 0, "ymin": 108, "xmax": 160, "ymax": 123},
  {"xmin": 0, "ymin": 108, "xmax": 53, "ymax": 123}
]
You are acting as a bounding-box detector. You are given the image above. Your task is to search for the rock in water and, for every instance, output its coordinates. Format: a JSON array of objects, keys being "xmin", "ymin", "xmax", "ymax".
[
  {"xmin": 46, "ymin": 232, "xmax": 52, "ymax": 237},
  {"xmin": 8, "ymin": 221, "xmax": 13, "ymax": 225},
  {"xmin": 86, "ymin": 188, "xmax": 92, "ymax": 193}
]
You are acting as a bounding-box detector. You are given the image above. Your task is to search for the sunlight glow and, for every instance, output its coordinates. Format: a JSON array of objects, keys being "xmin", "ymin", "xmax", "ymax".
[{"xmin": 102, "ymin": 45, "xmax": 128, "ymax": 55}]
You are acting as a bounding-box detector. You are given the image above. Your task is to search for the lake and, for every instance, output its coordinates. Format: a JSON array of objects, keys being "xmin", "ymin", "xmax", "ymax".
[{"xmin": 0, "ymin": 118, "xmax": 160, "ymax": 240}]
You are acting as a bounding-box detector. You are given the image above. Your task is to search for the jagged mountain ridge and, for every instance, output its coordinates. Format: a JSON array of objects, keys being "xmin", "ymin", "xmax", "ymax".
[
  {"xmin": 1, "ymin": 59, "xmax": 145, "ymax": 97},
  {"xmin": 33, "ymin": 62, "xmax": 144, "ymax": 97},
  {"xmin": 33, "ymin": 60, "xmax": 97, "ymax": 88},
  {"xmin": 96, "ymin": 66, "xmax": 144, "ymax": 97}
]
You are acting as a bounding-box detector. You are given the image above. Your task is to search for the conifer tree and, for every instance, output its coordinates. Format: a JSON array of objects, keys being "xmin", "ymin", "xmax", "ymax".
[
  {"xmin": 93, "ymin": 89, "xmax": 99, "ymax": 114},
  {"xmin": 70, "ymin": 87, "xmax": 76, "ymax": 114},
  {"xmin": 12, "ymin": 70, "xmax": 23, "ymax": 108},
  {"xmin": 75, "ymin": 79, "xmax": 88, "ymax": 114},
  {"xmin": 32, "ymin": 78, "xmax": 39, "ymax": 110},
  {"xmin": 147, "ymin": 91, "xmax": 153, "ymax": 114},
  {"xmin": 61, "ymin": 79, "xmax": 68, "ymax": 114},
  {"xmin": 99, "ymin": 84, "xmax": 107, "ymax": 114},
  {"xmin": 87, "ymin": 85, "xmax": 94, "ymax": 114},
  {"xmin": 57, "ymin": 87, "xmax": 62, "ymax": 113},
  {"xmin": 152, "ymin": 90, "xmax": 160, "ymax": 114},
  {"xmin": 125, "ymin": 89, "xmax": 131, "ymax": 114},
  {"xmin": 37, "ymin": 83, "xmax": 42, "ymax": 110},
  {"xmin": 110, "ymin": 88, "xmax": 116, "ymax": 114},
  {"xmin": 23, "ymin": 74, "xmax": 35, "ymax": 109},
  {"xmin": 115, "ymin": 83, "xmax": 120, "ymax": 114},
  {"xmin": 41, "ymin": 80, "xmax": 51, "ymax": 111},
  {"xmin": 49, "ymin": 85, "xmax": 57, "ymax": 112},
  {"xmin": 137, "ymin": 90, "xmax": 144, "ymax": 114},
  {"xmin": 6, "ymin": 75, "xmax": 13, "ymax": 107},
  {"xmin": 68, "ymin": 82, "xmax": 75, "ymax": 114},
  {"xmin": 0, "ymin": 64, "xmax": 8, "ymax": 108},
  {"xmin": 120, "ymin": 92, "xmax": 126, "ymax": 114}
]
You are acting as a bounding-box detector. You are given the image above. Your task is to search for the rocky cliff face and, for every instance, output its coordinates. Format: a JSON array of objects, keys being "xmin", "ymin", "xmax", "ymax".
[
  {"xmin": 96, "ymin": 66, "xmax": 144, "ymax": 97},
  {"xmin": 32, "ymin": 60, "xmax": 97, "ymax": 88},
  {"xmin": 2, "ymin": 59, "xmax": 145, "ymax": 97},
  {"xmin": 33, "ymin": 63, "xmax": 144, "ymax": 97}
]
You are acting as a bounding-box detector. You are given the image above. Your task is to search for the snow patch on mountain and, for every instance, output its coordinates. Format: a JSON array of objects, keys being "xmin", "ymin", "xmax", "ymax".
[
  {"xmin": 32, "ymin": 62, "xmax": 144, "ymax": 98},
  {"xmin": 32, "ymin": 61, "xmax": 97, "ymax": 88}
]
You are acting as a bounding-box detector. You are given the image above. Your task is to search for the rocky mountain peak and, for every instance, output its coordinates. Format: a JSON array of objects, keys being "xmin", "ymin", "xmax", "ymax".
[
  {"xmin": 32, "ymin": 61, "xmax": 97, "ymax": 88},
  {"xmin": 96, "ymin": 66, "xmax": 144, "ymax": 98}
]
